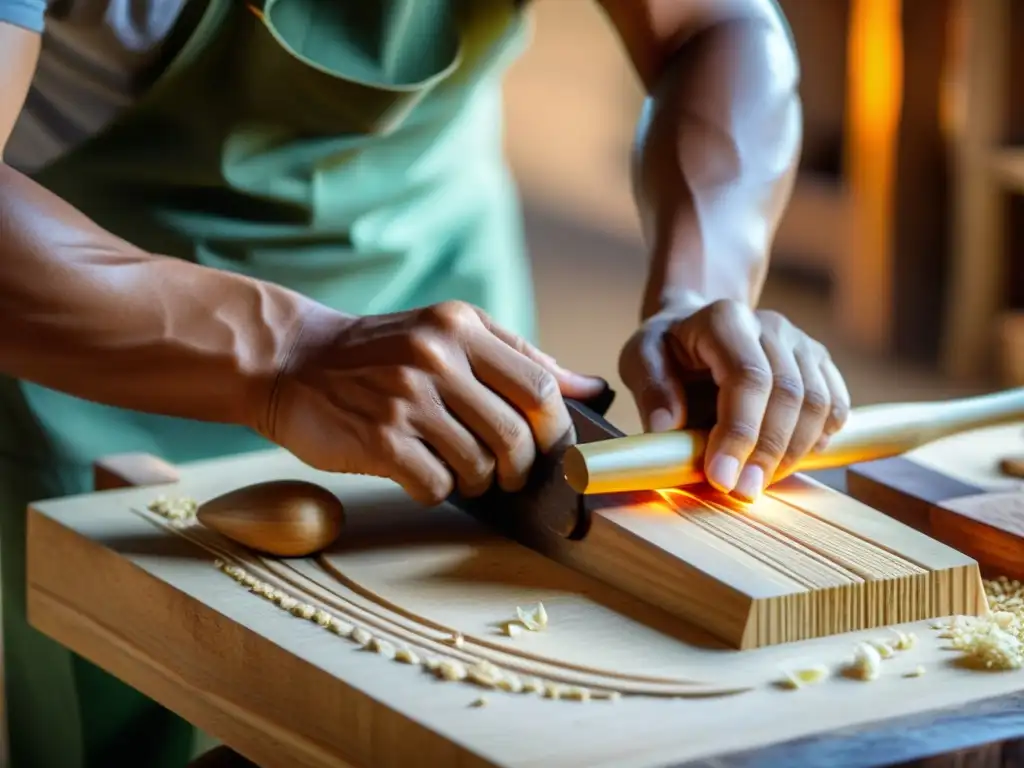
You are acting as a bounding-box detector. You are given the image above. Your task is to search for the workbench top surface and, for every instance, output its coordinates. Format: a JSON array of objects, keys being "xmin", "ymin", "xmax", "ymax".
[{"xmin": 25, "ymin": 439, "xmax": 1024, "ymax": 768}]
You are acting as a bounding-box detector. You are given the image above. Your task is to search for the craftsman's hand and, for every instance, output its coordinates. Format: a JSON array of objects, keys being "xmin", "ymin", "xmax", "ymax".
[
  {"xmin": 264, "ymin": 301, "xmax": 606, "ymax": 505},
  {"xmin": 618, "ymin": 299, "xmax": 850, "ymax": 501}
]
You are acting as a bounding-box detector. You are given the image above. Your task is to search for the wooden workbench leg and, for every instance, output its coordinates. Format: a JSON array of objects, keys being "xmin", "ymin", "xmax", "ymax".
[{"xmin": 92, "ymin": 453, "xmax": 265, "ymax": 768}]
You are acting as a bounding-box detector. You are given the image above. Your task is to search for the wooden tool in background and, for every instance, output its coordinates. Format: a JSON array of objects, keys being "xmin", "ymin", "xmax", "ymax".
[{"xmin": 565, "ymin": 387, "xmax": 1024, "ymax": 495}]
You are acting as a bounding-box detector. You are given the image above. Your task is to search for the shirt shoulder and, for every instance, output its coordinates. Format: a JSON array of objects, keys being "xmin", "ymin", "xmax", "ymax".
[{"xmin": 0, "ymin": 0, "xmax": 48, "ymax": 33}]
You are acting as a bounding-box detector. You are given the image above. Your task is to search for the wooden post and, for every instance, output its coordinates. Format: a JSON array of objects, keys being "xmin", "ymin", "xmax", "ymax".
[
  {"xmin": 943, "ymin": 0, "xmax": 1010, "ymax": 380},
  {"xmin": 839, "ymin": 0, "xmax": 903, "ymax": 354}
]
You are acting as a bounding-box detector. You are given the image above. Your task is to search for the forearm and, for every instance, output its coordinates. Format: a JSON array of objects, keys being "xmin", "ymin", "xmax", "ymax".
[
  {"xmin": 632, "ymin": 9, "xmax": 801, "ymax": 320},
  {"xmin": 0, "ymin": 163, "xmax": 318, "ymax": 428}
]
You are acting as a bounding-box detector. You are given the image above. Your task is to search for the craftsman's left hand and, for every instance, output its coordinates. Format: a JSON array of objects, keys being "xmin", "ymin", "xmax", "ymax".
[{"xmin": 618, "ymin": 299, "xmax": 851, "ymax": 501}]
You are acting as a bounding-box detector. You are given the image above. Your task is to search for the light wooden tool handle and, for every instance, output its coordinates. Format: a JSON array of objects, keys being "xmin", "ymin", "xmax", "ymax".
[{"xmin": 563, "ymin": 387, "xmax": 1024, "ymax": 495}]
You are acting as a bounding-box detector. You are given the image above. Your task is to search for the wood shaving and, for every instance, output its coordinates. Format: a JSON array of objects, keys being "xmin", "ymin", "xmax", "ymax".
[
  {"xmin": 445, "ymin": 632, "xmax": 465, "ymax": 648},
  {"xmin": 209, "ymin": 560, "xmax": 654, "ymax": 704},
  {"xmin": 778, "ymin": 664, "xmax": 829, "ymax": 690},
  {"xmin": 352, "ymin": 626, "xmax": 372, "ymax": 646},
  {"xmin": 369, "ymin": 638, "xmax": 396, "ymax": 659},
  {"xmin": 868, "ymin": 640, "xmax": 894, "ymax": 659},
  {"xmin": 470, "ymin": 697, "xmax": 488, "ymax": 708},
  {"xmin": 146, "ymin": 495, "xmax": 198, "ymax": 524},
  {"xmin": 515, "ymin": 602, "xmax": 548, "ymax": 632},
  {"xmin": 436, "ymin": 659, "xmax": 468, "ymax": 682},
  {"xmin": 847, "ymin": 642, "xmax": 882, "ymax": 681},
  {"xmin": 939, "ymin": 577, "xmax": 1024, "ymax": 670},
  {"xmin": 889, "ymin": 628, "xmax": 917, "ymax": 650},
  {"xmin": 904, "ymin": 665, "xmax": 926, "ymax": 678},
  {"xmin": 395, "ymin": 647, "xmax": 420, "ymax": 665}
]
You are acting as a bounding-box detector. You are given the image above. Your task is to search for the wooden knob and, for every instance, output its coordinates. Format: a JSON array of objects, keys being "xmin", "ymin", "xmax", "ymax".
[{"xmin": 197, "ymin": 480, "xmax": 344, "ymax": 557}]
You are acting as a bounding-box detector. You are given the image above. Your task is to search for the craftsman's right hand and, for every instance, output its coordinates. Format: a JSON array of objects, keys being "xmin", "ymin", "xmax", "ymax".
[{"xmin": 262, "ymin": 301, "xmax": 607, "ymax": 505}]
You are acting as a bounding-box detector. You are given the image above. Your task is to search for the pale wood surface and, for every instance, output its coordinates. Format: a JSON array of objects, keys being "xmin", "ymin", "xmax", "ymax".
[
  {"xmin": 565, "ymin": 479, "xmax": 984, "ymax": 650},
  {"xmin": 25, "ymin": 447, "xmax": 1024, "ymax": 768}
]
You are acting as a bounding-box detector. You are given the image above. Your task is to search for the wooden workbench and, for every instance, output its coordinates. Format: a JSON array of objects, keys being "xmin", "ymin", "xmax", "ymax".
[{"xmin": 24, "ymin": 436, "xmax": 1024, "ymax": 768}]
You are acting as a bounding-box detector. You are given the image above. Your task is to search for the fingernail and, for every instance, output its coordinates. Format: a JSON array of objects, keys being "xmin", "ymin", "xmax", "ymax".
[
  {"xmin": 647, "ymin": 408, "xmax": 676, "ymax": 432},
  {"xmin": 733, "ymin": 464, "xmax": 765, "ymax": 502},
  {"xmin": 706, "ymin": 454, "xmax": 740, "ymax": 492}
]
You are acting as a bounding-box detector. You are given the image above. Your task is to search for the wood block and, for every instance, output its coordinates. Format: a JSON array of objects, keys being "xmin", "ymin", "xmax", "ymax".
[
  {"xmin": 559, "ymin": 478, "xmax": 986, "ymax": 651},
  {"xmin": 848, "ymin": 424, "xmax": 1024, "ymax": 581},
  {"xmin": 23, "ymin": 449, "xmax": 1024, "ymax": 768}
]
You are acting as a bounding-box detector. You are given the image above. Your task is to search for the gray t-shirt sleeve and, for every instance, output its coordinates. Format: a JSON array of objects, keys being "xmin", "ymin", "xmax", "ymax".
[{"xmin": 0, "ymin": 0, "xmax": 47, "ymax": 33}]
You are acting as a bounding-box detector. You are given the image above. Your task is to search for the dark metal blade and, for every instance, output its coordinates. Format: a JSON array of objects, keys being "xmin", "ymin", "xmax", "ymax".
[{"xmin": 447, "ymin": 390, "xmax": 621, "ymax": 544}]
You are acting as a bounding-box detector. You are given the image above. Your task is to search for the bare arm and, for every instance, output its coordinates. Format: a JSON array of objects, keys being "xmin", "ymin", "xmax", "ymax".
[
  {"xmin": 596, "ymin": 0, "xmax": 801, "ymax": 319},
  {"xmin": 0, "ymin": 22, "xmax": 315, "ymax": 429}
]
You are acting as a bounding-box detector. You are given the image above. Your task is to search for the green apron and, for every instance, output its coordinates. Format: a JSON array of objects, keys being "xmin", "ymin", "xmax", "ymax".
[{"xmin": 1, "ymin": 1, "xmax": 534, "ymax": 765}]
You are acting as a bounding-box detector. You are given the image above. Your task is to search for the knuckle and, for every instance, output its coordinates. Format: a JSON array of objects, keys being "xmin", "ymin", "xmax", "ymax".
[
  {"xmin": 829, "ymin": 400, "xmax": 851, "ymax": 429},
  {"xmin": 752, "ymin": 434, "xmax": 789, "ymax": 463},
  {"xmin": 706, "ymin": 300, "xmax": 738, "ymax": 330},
  {"xmin": 732, "ymin": 363, "xmax": 773, "ymax": 394},
  {"xmin": 800, "ymin": 338, "xmax": 829, "ymax": 361},
  {"xmin": 422, "ymin": 300, "xmax": 479, "ymax": 334},
  {"xmin": 494, "ymin": 413, "xmax": 530, "ymax": 452},
  {"xmin": 465, "ymin": 455, "xmax": 496, "ymax": 488},
  {"xmin": 390, "ymin": 365, "xmax": 420, "ymax": 396},
  {"xmin": 756, "ymin": 309, "xmax": 788, "ymax": 333},
  {"xmin": 802, "ymin": 387, "xmax": 831, "ymax": 417},
  {"xmin": 374, "ymin": 428, "xmax": 405, "ymax": 464},
  {"xmin": 771, "ymin": 373, "xmax": 805, "ymax": 407},
  {"xmin": 719, "ymin": 421, "xmax": 760, "ymax": 452},
  {"xmin": 380, "ymin": 396, "xmax": 408, "ymax": 429},
  {"xmin": 526, "ymin": 366, "xmax": 560, "ymax": 407},
  {"xmin": 421, "ymin": 474, "xmax": 453, "ymax": 506},
  {"xmin": 407, "ymin": 332, "xmax": 453, "ymax": 373}
]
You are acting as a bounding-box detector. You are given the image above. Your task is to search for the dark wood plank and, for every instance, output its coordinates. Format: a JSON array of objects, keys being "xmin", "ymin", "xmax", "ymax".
[{"xmin": 680, "ymin": 690, "xmax": 1024, "ymax": 768}]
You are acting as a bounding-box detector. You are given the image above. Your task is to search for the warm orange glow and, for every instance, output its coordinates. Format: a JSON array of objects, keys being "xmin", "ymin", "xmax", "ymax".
[
  {"xmin": 653, "ymin": 487, "xmax": 786, "ymax": 520},
  {"xmin": 843, "ymin": 0, "xmax": 903, "ymax": 347},
  {"xmin": 848, "ymin": 0, "xmax": 904, "ymax": 133}
]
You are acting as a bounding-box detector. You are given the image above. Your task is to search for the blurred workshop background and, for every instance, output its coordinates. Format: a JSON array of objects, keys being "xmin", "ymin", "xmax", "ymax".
[{"xmin": 503, "ymin": 0, "xmax": 1021, "ymax": 435}]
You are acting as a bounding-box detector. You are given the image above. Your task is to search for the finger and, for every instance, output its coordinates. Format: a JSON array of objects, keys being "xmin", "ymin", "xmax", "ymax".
[
  {"xmin": 620, "ymin": 331, "xmax": 686, "ymax": 432},
  {"xmin": 820, "ymin": 357, "xmax": 851, "ymax": 437},
  {"xmin": 412, "ymin": 407, "xmax": 496, "ymax": 498},
  {"xmin": 378, "ymin": 431, "xmax": 455, "ymax": 507},
  {"xmin": 692, "ymin": 306, "xmax": 773, "ymax": 493},
  {"xmin": 477, "ymin": 313, "xmax": 608, "ymax": 402},
  {"xmin": 434, "ymin": 367, "xmax": 538, "ymax": 493},
  {"xmin": 732, "ymin": 340, "xmax": 804, "ymax": 502},
  {"xmin": 773, "ymin": 349, "xmax": 832, "ymax": 482},
  {"xmin": 465, "ymin": 331, "xmax": 574, "ymax": 454}
]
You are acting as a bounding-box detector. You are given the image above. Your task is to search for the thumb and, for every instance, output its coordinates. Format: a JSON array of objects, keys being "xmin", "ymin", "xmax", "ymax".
[{"xmin": 619, "ymin": 334, "xmax": 686, "ymax": 432}]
